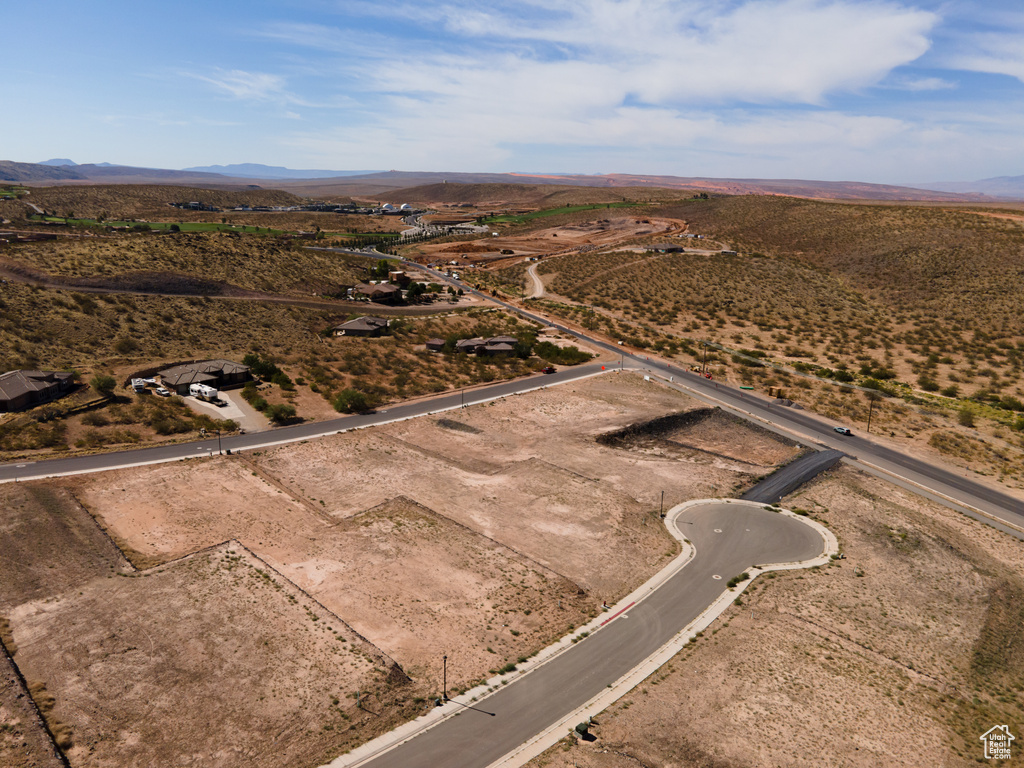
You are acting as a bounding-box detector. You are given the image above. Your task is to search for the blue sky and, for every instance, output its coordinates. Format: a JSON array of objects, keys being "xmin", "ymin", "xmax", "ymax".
[{"xmin": 3, "ymin": 0, "xmax": 1023, "ymax": 183}]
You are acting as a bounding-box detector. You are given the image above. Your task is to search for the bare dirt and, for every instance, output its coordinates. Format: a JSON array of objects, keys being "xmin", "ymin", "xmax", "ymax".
[
  {"xmin": 0, "ymin": 373, "xmax": 796, "ymax": 767},
  {"xmin": 10, "ymin": 541, "xmax": 410, "ymax": 768},
  {"xmin": 529, "ymin": 466, "xmax": 1024, "ymax": 768},
  {"xmin": 408, "ymin": 217, "xmax": 685, "ymax": 269},
  {"xmin": 0, "ymin": 649, "xmax": 64, "ymax": 768}
]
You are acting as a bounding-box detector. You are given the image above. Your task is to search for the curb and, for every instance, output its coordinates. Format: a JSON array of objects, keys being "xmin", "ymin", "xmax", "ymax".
[{"xmin": 327, "ymin": 499, "xmax": 836, "ymax": 768}]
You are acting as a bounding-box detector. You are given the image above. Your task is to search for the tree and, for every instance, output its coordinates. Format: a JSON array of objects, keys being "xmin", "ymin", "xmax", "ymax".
[
  {"xmin": 265, "ymin": 403, "xmax": 296, "ymax": 424},
  {"xmin": 333, "ymin": 389, "xmax": 369, "ymax": 413},
  {"xmin": 90, "ymin": 374, "xmax": 116, "ymax": 398},
  {"xmin": 406, "ymin": 282, "xmax": 426, "ymax": 302}
]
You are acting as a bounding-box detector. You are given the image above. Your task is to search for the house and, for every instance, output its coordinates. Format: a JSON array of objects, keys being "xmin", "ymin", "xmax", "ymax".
[
  {"xmin": 425, "ymin": 338, "xmax": 446, "ymax": 352},
  {"xmin": 0, "ymin": 369, "xmax": 75, "ymax": 412},
  {"xmin": 388, "ymin": 271, "xmax": 411, "ymax": 286},
  {"xmin": 455, "ymin": 338, "xmax": 486, "ymax": 354},
  {"xmin": 333, "ymin": 316, "xmax": 389, "ymax": 337},
  {"xmin": 354, "ymin": 283, "xmax": 402, "ymax": 304},
  {"xmin": 157, "ymin": 359, "xmax": 251, "ymax": 396},
  {"xmin": 480, "ymin": 342, "xmax": 515, "ymax": 356}
]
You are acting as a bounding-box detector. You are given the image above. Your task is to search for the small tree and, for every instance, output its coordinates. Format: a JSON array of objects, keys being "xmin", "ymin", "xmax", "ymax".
[
  {"xmin": 90, "ymin": 374, "xmax": 116, "ymax": 398},
  {"xmin": 333, "ymin": 389, "xmax": 369, "ymax": 414},
  {"xmin": 265, "ymin": 403, "xmax": 296, "ymax": 424}
]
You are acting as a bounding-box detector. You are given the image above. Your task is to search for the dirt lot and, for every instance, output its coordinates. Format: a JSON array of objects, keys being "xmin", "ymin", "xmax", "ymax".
[
  {"xmin": 529, "ymin": 466, "xmax": 1024, "ymax": 768},
  {"xmin": 12, "ymin": 372, "xmax": 1011, "ymax": 768},
  {"xmin": 0, "ymin": 373, "xmax": 793, "ymax": 768},
  {"xmin": 10, "ymin": 542, "xmax": 409, "ymax": 768},
  {"xmin": 0, "ymin": 650, "xmax": 64, "ymax": 768},
  {"xmin": 408, "ymin": 217, "xmax": 685, "ymax": 268}
]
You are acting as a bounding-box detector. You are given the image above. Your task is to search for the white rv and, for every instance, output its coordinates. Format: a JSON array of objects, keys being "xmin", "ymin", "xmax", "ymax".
[{"xmin": 189, "ymin": 383, "xmax": 219, "ymax": 401}]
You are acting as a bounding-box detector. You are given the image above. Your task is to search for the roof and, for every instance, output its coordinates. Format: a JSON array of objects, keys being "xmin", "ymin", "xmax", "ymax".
[
  {"xmin": 158, "ymin": 367, "xmax": 218, "ymax": 387},
  {"xmin": 355, "ymin": 282, "xmax": 401, "ymax": 296},
  {"xmin": 158, "ymin": 359, "xmax": 248, "ymax": 387},
  {"xmin": 484, "ymin": 342, "xmax": 515, "ymax": 353},
  {"xmin": 486, "ymin": 336, "xmax": 518, "ymax": 345},
  {"xmin": 334, "ymin": 316, "xmax": 389, "ymax": 332},
  {"xmin": 456, "ymin": 337, "xmax": 486, "ymax": 350},
  {"xmin": 0, "ymin": 370, "xmax": 74, "ymax": 401}
]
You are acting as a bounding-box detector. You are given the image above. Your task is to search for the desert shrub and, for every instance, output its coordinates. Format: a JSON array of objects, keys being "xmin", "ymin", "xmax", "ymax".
[
  {"xmin": 333, "ymin": 389, "xmax": 369, "ymax": 413},
  {"xmin": 113, "ymin": 336, "xmax": 140, "ymax": 355},
  {"xmin": 90, "ymin": 374, "xmax": 116, "ymax": 397},
  {"xmin": 265, "ymin": 403, "xmax": 296, "ymax": 424},
  {"xmin": 80, "ymin": 411, "xmax": 109, "ymax": 427},
  {"xmin": 270, "ymin": 370, "xmax": 295, "ymax": 390},
  {"xmin": 152, "ymin": 416, "xmax": 192, "ymax": 435},
  {"xmin": 958, "ymin": 405, "xmax": 977, "ymax": 427}
]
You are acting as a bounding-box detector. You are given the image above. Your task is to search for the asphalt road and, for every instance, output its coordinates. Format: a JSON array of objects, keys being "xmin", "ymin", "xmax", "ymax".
[
  {"xmin": 4, "ymin": 255, "xmax": 1022, "ymax": 536},
  {"xmin": 354, "ymin": 501, "xmax": 825, "ymax": 768},
  {"xmin": 742, "ymin": 449, "xmax": 845, "ymax": 504},
  {"xmin": 0, "ymin": 365, "xmax": 608, "ymax": 483},
  {"xmin": 421, "ymin": 272, "xmax": 1024, "ymax": 535}
]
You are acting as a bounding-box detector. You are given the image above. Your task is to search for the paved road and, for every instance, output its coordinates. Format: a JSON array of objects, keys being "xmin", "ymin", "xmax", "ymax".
[
  {"xmin": 0, "ymin": 365, "xmax": 607, "ymax": 483},
  {"xmin": 354, "ymin": 501, "xmax": 825, "ymax": 768},
  {"xmin": 414, "ymin": 271, "xmax": 1024, "ymax": 536},
  {"xmin": 4, "ymin": 255, "xmax": 1022, "ymax": 537},
  {"xmin": 742, "ymin": 449, "xmax": 845, "ymax": 504}
]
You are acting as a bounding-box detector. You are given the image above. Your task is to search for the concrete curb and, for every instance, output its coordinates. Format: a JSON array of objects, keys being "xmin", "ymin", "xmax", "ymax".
[
  {"xmin": 0, "ymin": 369, "xmax": 616, "ymax": 485},
  {"xmin": 327, "ymin": 499, "xmax": 836, "ymax": 768},
  {"xmin": 482, "ymin": 499, "xmax": 837, "ymax": 768}
]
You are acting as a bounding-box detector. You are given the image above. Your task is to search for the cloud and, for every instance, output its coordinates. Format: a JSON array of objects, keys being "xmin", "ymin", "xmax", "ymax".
[{"xmin": 189, "ymin": 68, "xmax": 287, "ymax": 100}]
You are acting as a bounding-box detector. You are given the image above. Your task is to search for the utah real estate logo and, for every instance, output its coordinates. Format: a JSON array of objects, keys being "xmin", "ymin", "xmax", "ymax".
[{"xmin": 980, "ymin": 725, "xmax": 1015, "ymax": 760}]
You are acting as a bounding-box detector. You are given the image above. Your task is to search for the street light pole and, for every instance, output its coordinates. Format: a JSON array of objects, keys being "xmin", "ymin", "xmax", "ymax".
[
  {"xmin": 217, "ymin": 430, "xmax": 222, "ymax": 456},
  {"xmin": 702, "ymin": 341, "xmax": 708, "ymax": 373},
  {"xmin": 443, "ymin": 655, "xmax": 448, "ymax": 701}
]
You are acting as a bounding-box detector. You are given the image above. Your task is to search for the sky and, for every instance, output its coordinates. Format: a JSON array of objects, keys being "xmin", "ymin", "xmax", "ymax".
[{"xmin": 3, "ymin": 0, "xmax": 1023, "ymax": 184}]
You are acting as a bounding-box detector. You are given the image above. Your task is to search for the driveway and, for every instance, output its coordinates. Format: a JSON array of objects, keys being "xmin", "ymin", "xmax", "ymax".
[{"xmin": 181, "ymin": 388, "xmax": 269, "ymax": 433}]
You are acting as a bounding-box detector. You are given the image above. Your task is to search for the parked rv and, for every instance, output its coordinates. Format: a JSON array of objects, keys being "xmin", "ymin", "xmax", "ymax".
[{"xmin": 189, "ymin": 383, "xmax": 219, "ymax": 401}]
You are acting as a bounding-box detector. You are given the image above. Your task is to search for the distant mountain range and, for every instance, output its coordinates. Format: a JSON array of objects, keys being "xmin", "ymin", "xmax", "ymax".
[
  {"xmin": 2, "ymin": 159, "xmax": 1022, "ymax": 201},
  {"xmin": 911, "ymin": 175, "xmax": 1024, "ymax": 198},
  {"xmin": 182, "ymin": 163, "xmax": 381, "ymax": 179}
]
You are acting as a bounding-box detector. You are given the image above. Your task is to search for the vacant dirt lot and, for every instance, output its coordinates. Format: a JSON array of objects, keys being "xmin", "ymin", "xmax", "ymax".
[
  {"xmin": 409, "ymin": 217, "xmax": 685, "ymax": 268},
  {"xmin": 10, "ymin": 542, "xmax": 407, "ymax": 768},
  {"xmin": 0, "ymin": 373, "xmax": 825, "ymax": 767},
  {"xmin": 0, "ymin": 484, "xmax": 127, "ymax": 612},
  {"xmin": 1, "ymin": 649, "xmax": 64, "ymax": 768},
  {"xmin": 531, "ymin": 466, "xmax": 1024, "ymax": 768}
]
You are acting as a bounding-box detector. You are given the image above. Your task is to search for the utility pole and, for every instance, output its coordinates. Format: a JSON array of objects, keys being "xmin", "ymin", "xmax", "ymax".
[
  {"xmin": 701, "ymin": 341, "xmax": 708, "ymax": 373},
  {"xmin": 442, "ymin": 655, "xmax": 448, "ymax": 701},
  {"xmin": 217, "ymin": 429, "xmax": 222, "ymax": 456},
  {"xmin": 660, "ymin": 490, "xmax": 665, "ymax": 518},
  {"xmin": 866, "ymin": 397, "xmax": 875, "ymax": 433}
]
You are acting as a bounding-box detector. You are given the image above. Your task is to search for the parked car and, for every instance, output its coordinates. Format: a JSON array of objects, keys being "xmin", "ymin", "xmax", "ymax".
[
  {"xmin": 155, "ymin": 387, "xmax": 171, "ymax": 397},
  {"xmin": 834, "ymin": 426, "xmax": 852, "ymax": 435},
  {"xmin": 541, "ymin": 366, "xmax": 556, "ymax": 374}
]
